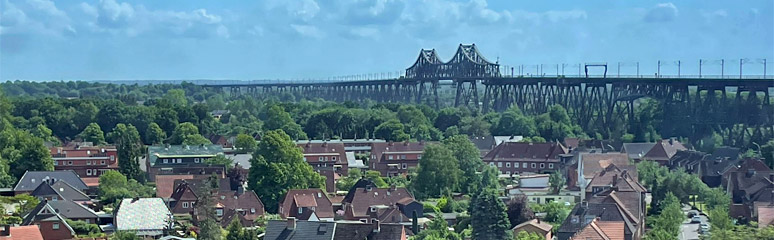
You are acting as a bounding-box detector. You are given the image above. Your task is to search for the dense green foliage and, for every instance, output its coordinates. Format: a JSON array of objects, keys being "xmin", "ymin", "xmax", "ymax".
[
  {"xmin": 108, "ymin": 123, "xmax": 144, "ymax": 182},
  {"xmin": 412, "ymin": 209, "xmax": 462, "ymax": 240},
  {"xmin": 442, "ymin": 135, "xmax": 484, "ymax": 194},
  {"xmin": 98, "ymin": 170, "xmax": 154, "ymax": 209},
  {"xmin": 470, "ymin": 188, "xmax": 511, "ymax": 240},
  {"xmin": 67, "ymin": 219, "xmax": 104, "ymax": 237},
  {"xmin": 247, "ymin": 130, "xmax": 325, "ymax": 213},
  {"xmin": 412, "ymin": 144, "xmax": 461, "ymax": 199}
]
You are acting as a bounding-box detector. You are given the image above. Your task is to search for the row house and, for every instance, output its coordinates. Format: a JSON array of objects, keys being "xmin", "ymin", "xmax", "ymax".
[
  {"xmin": 265, "ymin": 218, "xmax": 407, "ymax": 240},
  {"xmin": 724, "ymin": 158, "xmax": 774, "ymax": 221},
  {"xmin": 298, "ymin": 142, "xmax": 348, "ymax": 174},
  {"xmin": 295, "ymin": 139, "xmax": 387, "ymax": 154},
  {"xmin": 168, "ymin": 179, "xmax": 266, "ymax": 227},
  {"xmin": 341, "ymin": 182, "xmax": 423, "ymax": 224},
  {"xmin": 482, "ymin": 141, "xmax": 571, "ymax": 175},
  {"xmin": 371, "ymin": 141, "xmax": 429, "ymax": 177},
  {"xmin": 14, "ymin": 171, "xmax": 88, "ymax": 195},
  {"xmin": 147, "ymin": 144, "xmax": 226, "ymax": 181},
  {"xmin": 279, "ymin": 189, "xmax": 335, "ymax": 222},
  {"xmin": 621, "ymin": 139, "xmax": 686, "ymax": 164},
  {"xmin": 50, "ymin": 144, "xmax": 118, "ymax": 178},
  {"xmin": 668, "ymin": 147, "xmax": 740, "ymax": 188}
]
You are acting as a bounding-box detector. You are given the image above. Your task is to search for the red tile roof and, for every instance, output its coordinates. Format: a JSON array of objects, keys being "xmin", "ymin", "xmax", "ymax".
[
  {"xmin": 371, "ymin": 142, "xmax": 429, "ymax": 163},
  {"xmin": 758, "ymin": 205, "xmax": 774, "ymax": 228},
  {"xmin": 570, "ymin": 219, "xmax": 624, "ymax": 240},
  {"xmin": 80, "ymin": 177, "xmax": 100, "ymax": 187},
  {"xmin": 0, "ymin": 225, "xmax": 44, "ymax": 240},
  {"xmin": 298, "ymin": 142, "xmax": 347, "ymax": 164},
  {"xmin": 512, "ymin": 219, "xmax": 553, "ymax": 233},
  {"xmin": 644, "ymin": 139, "xmax": 686, "ymax": 161},
  {"xmin": 581, "ymin": 153, "xmax": 630, "ymax": 179},
  {"xmin": 345, "ymin": 187, "xmax": 416, "ymax": 218},
  {"xmin": 280, "ymin": 189, "xmax": 334, "ymax": 219},
  {"xmin": 155, "ymin": 174, "xmax": 195, "ymax": 198}
]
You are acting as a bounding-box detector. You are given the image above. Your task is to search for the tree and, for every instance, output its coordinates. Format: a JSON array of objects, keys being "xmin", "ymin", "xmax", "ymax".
[
  {"xmin": 182, "ymin": 134, "xmax": 211, "ymax": 145},
  {"xmin": 265, "ymin": 105, "xmax": 307, "ymax": 140},
  {"xmin": 443, "ymin": 135, "xmax": 483, "ymax": 194},
  {"xmin": 434, "ymin": 108, "xmax": 461, "ymax": 131},
  {"xmin": 647, "ymin": 192, "xmax": 683, "ymax": 238},
  {"xmin": 470, "ymin": 188, "xmax": 511, "ymax": 240},
  {"xmin": 761, "ymin": 140, "xmax": 774, "ymax": 168},
  {"xmin": 67, "ymin": 219, "xmax": 103, "ymax": 237},
  {"xmin": 549, "ymin": 171, "xmax": 566, "ymax": 194},
  {"xmin": 77, "ymin": 123, "xmax": 106, "ymax": 145},
  {"xmin": 109, "ymin": 231, "xmax": 141, "ymax": 240},
  {"xmin": 171, "ymin": 122, "xmax": 199, "ymax": 145},
  {"xmin": 247, "ymin": 130, "xmax": 325, "ymax": 213},
  {"xmin": 225, "ymin": 218, "xmax": 244, "ymax": 240},
  {"xmin": 412, "ymin": 144, "xmax": 461, "ymax": 199},
  {"xmin": 98, "ymin": 170, "xmax": 154, "ymax": 208},
  {"xmin": 0, "ymin": 127, "xmax": 54, "ymax": 184},
  {"xmin": 162, "ymin": 89, "xmax": 188, "ymax": 107},
  {"xmin": 195, "ymin": 175, "xmax": 222, "ymax": 240},
  {"xmin": 506, "ymin": 195, "xmax": 535, "ymax": 228},
  {"xmin": 515, "ymin": 231, "xmax": 544, "ymax": 240},
  {"xmin": 204, "ymin": 154, "xmax": 234, "ymax": 171},
  {"xmin": 490, "ymin": 107, "xmax": 536, "ymax": 137},
  {"xmin": 374, "ymin": 119, "xmax": 409, "ymax": 142},
  {"xmin": 234, "ymin": 133, "xmax": 257, "ymax": 153},
  {"xmin": 145, "ymin": 122, "xmax": 166, "ymax": 145},
  {"xmin": 108, "ymin": 124, "xmax": 143, "ymax": 182},
  {"xmin": 412, "ymin": 209, "xmax": 462, "ymax": 240}
]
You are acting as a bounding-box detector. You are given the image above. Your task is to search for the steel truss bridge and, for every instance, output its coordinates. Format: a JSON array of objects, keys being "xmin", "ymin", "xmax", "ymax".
[{"xmin": 203, "ymin": 44, "xmax": 774, "ymax": 144}]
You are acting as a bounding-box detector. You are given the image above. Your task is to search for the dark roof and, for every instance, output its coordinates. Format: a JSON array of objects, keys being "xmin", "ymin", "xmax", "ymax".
[
  {"xmin": 621, "ymin": 143, "xmax": 656, "ymax": 160},
  {"xmin": 586, "ymin": 164, "xmax": 646, "ymax": 194},
  {"xmin": 14, "ymin": 171, "xmax": 88, "ymax": 192},
  {"xmin": 712, "ymin": 147, "xmax": 740, "ymax": 161},
  {"xmin": 643, "ymin": 139, "xmax": 687, "ymax": 161},
  {"xmin": 470, "ymin": 136, "xmax": 496, "ymax": 151},
  {"xmin": 50, "ymin": 180, "xmax": 90, "ymax": 202},
  {"xmin": 483, "ymin": 141, "xmax": 568, "ymax": 162},
  {"xmin": 213, "ymin": 190, "xmax": 265, "ymax": 221},
  {"xmin": 334, "ymin": 222, "xmax": 406, "ymax": 240},
  {"xmin": 147, "ymin": 144, "xmax": 224, "ymax": 167},
  {"xmin": 29, "ymin": 182, "xmax": 63, "ymax": 200},
  {"xmin": 21, "ymin": 200, "xmax": 77, "ymax": 237},
  {"xmin": 47, "ymin": 200, "xmax": 99, "ymax": 219},
  {"xmin": 264, "ymin": 220, "xmax": 335, "ymax": 240}
]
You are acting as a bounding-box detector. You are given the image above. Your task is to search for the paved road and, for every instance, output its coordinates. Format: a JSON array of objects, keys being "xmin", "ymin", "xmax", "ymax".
[{"xmin": 679, "ymin": 206, "xmax": 708, "ymax": 240}]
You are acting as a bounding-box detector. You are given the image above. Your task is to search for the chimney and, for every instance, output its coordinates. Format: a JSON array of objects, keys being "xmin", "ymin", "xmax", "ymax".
[
  {"xmin": 669, "ymin": 138, "xmax": 674, "ymax": 145},
  {"xmin": 0, "ymin": 225, "xmax": 9, "ymax": 236},
  {"xmin": 237, "ymin": 186, "xmax": 244, "ymax": 196},
  {"xmin": 612, "ymin": 174, "xmax": 618, "ymax": 186},
  {"xmin": 372, "ymin": 220, "xmax": 381, "ymax": 233},
  {"xmin": 388, "ymin": 142, "xmax": 394, "ymax": 146},
  {"xmin": 322, "ymin": 142, "xmax": 327, "ymax": 147},
  {"xmin": 286, "ymin": 217, "xmax": 296, "ymax": 229},
  {"xmin": 403, "ymin": 141, "xmax": 409, "ymax": 146},
  {"xmin": 389, "ymin": 185, "xmax": 397, "ymax": 191},
  {"xmin": 132, "ymin": 196, "xmax": 140, "ymax": 202}
]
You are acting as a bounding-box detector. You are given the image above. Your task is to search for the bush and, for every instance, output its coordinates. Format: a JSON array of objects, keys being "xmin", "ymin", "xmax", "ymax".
[{"xmin": 423, "ymin": 203, "xmax": 440, "ymax": 215}]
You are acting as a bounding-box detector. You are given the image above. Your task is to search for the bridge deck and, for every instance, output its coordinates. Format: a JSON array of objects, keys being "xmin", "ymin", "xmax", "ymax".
[{"xmin": 202, "ymin": 76, "xmax": 774, "ymax": 88}]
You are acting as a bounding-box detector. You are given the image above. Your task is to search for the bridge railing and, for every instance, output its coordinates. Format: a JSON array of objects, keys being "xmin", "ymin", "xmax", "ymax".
[{"xmin": 498, "ymin": 74, "xmax": 774, "ymax": 79}]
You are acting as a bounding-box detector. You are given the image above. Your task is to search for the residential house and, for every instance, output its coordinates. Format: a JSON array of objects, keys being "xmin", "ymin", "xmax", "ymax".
[
  {"xmin": 557, "ymin": 202, "xmax": 637, "ymax": 240},
  {"xmin": 757, "ymin": 205, "xmax": 774, "ymax": 228},
  {"xmin": 507, "ymin": 174, "xmax": 578, "ymax": 205},
  {"xmin": 279, "ymin": 189, "xmax": 335, "ymax": 221},
  {"xmin": 298, "ymin": 142, "xmax": 348, "ymax": 174},
  {"xmin": 568, "ymin": 218, "xmax": 625, "ymax": 240},
  {"xmin": 50, "ymin": 143, "xmax": 118, "ymax": 178},
  {"xmin": 21, "ymin": 201, "xmax": 76, "ymax": 240},
  {"xmin": 155, "ymin": 174, "xmax": 196, "ymax": 200},
  {"xmin": 571, "ymin": 153, "xmax": 635, "ymax": 192},
  {"xmin": 621, "ymin": 143, "xmax": 656, "ymax": 161},
  {"xmin": 209, "ymin": 135, "xmax": 233, "ymax": 148},
  {"xmin": 30, "ymin": 180, "xmax": 91, "ymax": 203},
  {"xmin": 564, "ymin": 138, "xmax": 622, "ymax": 153},
  {"xmin": 146, "ymin": 144, "xmax": 226, "ymax": 181},
  {"xmin": 641, "ymin": 139, "xmax": 687, "ymax": 164},
  {"xmin": 512, "ymin": 219, "xmax": 553, "ymax": 240},
  {"xmin": 264, "ymin": 218, "xmax": 407, "ymax": 240},
  {"xmin": 580, "ymin": 164, "xmax": 646, "ymax": 240},
  {"xmin": 114, "ymin": 198, "xmax": 173, "ymax": 238},
  {"xmin": 295, "ymin": 139, "xmax": 387, "ymax": 154},
  {"xmin": 0, "ymin": 225, "xmax": 44, "ymax": 240},
  {"xmin": 167, "ymin": 171, "xmax": 265, "ymax": 227},
  {"xmin": 370, "ymin": 141, "xmax": 429, "ymax": 177},
  {"xmin": 25, "ymin": 200, "xmax": 99, "ymax": 224},
  {"xmin": 724, "ymin": 158, "xmax": 774, "ymax": 220},
  {"xmin": 470, "ymin": 136, "xmax": 524, "ymax": 157},
  {"xmin": 14, "ymin": 171, "xmax": 88, "ymax": 195},
  {"xmin": 668, "ymin": 147, "xmax": 740, "ymax": 187},
  {"xmin": 482, "ymin": 142, "xmax": 571, "ymax": 175},
  {"xmin": 342, "ymin": 184, "xmax": 422, "ymax": 224}
]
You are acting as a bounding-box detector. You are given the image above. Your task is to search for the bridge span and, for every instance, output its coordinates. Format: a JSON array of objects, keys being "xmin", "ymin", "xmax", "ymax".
[{"xmin": 200, "ymin": 44, "xmax": 773, "ymax": 144}]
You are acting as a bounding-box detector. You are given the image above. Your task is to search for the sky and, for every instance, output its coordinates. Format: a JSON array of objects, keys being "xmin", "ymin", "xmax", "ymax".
[{"xmin": 0, "ymin": 0, "xmax": 772, "ymax": 81}]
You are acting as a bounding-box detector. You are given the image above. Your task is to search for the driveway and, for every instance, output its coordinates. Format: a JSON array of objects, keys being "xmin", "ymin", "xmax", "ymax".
[{"xmin": 679, "ymin": 206, "xmax": 708, "ymax": 240}]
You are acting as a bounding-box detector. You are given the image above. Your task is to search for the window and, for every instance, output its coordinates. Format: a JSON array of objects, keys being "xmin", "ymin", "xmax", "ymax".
[
  {"xmin": 497, "ymin": 162, "xmax": 503, "ymax": 167},
  {"xmin": 52, "ymin": 196, "xmax": 58, "ymax": 201},
  {"xmin": 514, "ymin": 162, "xmax": 519, "ymax": 168},
  {"xmin": 319, "ymin": 157, "xmax": 323, "ymax": 161},
  {"xmin": 388, "ymin": 155, "xmax": 394, "ymax": 160},
  {"xmin": 53, "ymin": 223, "xmax": 60, "ymax": 230},
  {"xmin": 401, "ymin": 155, "xmax": 406, "ymax": 159},
  {"xmin": 68, "ymin": 161, "xmax": 73, "ymax": 165},
  {"xmin": 53, "ymin": 161, "xmax": 58, "ymax": 166},
  {"xmin": 540, "ymin": 163, "xmax": 545, "ymax": 168},
  {"xmin": 251, "ymin": 208, "xmax": 256, "ymax": 213},
  {"xmin": 325, "ymin": 157, "xmax": 329, "ymax": 161},
  {"xmin": 163, "ymin": 159, "xmax": 168, "ymax": 164},
  {"xmin": 298, "ymin": 207, "xmax": 304, "ymax": 214},
  {"xmin": 216, "ymin": 209, "xmax": 223, "ymax": 216},
  {"xmin": 489, "ymin": 162, "xmax": 495, "ymax": 166},
  {"xmin": 549, "ymin": 163, "xmax": 554, "ymax": 169},
  {"xmin": 531, "ymin": 163, "xmax": 536, "ymax": 168},
  {"xmin": 86, "ymin": 169, "xmax": 92, "ymax": 176},
  {"xmin": 101, "ymin": 160, "xmax": 105, "ymax": 165},
  {"xmin": 506, "ymin": 162, "xmax": 511, "ymax": 168},
  {"xmin": 418, "ymin": 154, "xmax": 422, "ymax": 159},
  {"xmin": 194, "ymin": 158, "xmax": 200, "ymax": 163},
  {"xmin": 177, "ymin": 158, "xmax": 182, "ymax": 163},
  {"xmin": 402, "ymin": 163, "xmax": 408, "ymax": 169},
  {"xmin": 303, "ymin": 157, "xmax": 307, "ymax": 162},
  {"xmin": 87, "ymin": 161, "xmax": 91, "ymax": 165},
  {"xmin": 522, "ymin": 163, "xmax": 527, "ymax": 168},
  {"xmin": 110, "ymin": 155, "xmax": 115, "ymax": 161},
  {"xmin": 183, "ymin": 202, "xmax": 189, "ymax": 208},
  {"xmin": 332, "ymin": 156, "xmax": 336, "ymax": 161},
  {"xmin": 84, "ymin": 219, "xmax": 90, "ymax": 224}
]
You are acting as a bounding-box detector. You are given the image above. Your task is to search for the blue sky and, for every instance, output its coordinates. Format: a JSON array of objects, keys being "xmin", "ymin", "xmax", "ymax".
[{"xmin": 0, "ymin": 0, "xmax": 772, "ymax": 80}]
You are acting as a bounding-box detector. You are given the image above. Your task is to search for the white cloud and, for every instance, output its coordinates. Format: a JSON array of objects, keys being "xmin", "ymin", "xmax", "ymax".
[
  {"xmin": 0, "ymin": 0, "xmax": 74, "ymax": 36},
  {"xmin": 644, "ymin": 2, "xmax": 678, "ymax": 22},
  {"xmin": 79, "ymin": 0, "xmax": 228, "ymax": 39},
  {"xmin": 291, "ymin": 24, "xmax": 324, "ymax": 38}
]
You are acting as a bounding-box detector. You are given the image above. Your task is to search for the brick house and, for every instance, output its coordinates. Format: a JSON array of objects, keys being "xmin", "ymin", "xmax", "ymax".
[
  {"xmin": 341, "ymin": 181, "xmax": 422, "ymax": 224},
  {"xmin": 21, "ymin": 201, "xmax": 76, "ymax": 240},
  {"xmin": 279, "ymin": 189, "xmax": 335, "ymax": 221},
  {"xmin": 50, "ymin": 144, "xmax": 118, "ymax": 178},
  {"xmin": 512, "ymin": 219, "xmax": 553, "ymax": 240},
  {"xmin": 298, "ymin": 142, "xmax": 348, "ymax": 174},
  {"xmin": 370, "ymin": 142, "xmax": 429, "ymax": 177},
  {"xmin": 146, "ymin": 144, "xmax": 226, "ymax": 181},
  {"xmin": 724, "ymin": 158, "xmax": 774, "ymax": 221},
  {"xmin": 482, "ymin": 142, "xmax": 571, "ymax": 175}
]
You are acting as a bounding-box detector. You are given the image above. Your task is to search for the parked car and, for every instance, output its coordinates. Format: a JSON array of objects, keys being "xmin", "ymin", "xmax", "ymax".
[
  {"xmin": 699, "ymin": 223, "xmax": 710, "ymax": 234},
  {"xmin": 687, "ymin": 210, "xmax": 699, "ymax": 218},
  {"xmin": 691, "ymin": 216, "xmax": 702, "ymax": 223}
]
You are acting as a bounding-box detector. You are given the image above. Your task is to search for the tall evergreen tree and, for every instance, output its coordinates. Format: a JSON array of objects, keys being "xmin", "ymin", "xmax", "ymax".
[
  {"xmin": 195, "ymin": 175, "xmax": 222, "ymax": 240},
  {"xmin": 108, "ymin": 124, "xmax": 144, "ymax": 182},
  {"xmin": 470, "ymin": 188, "xmax": 511, "ymax": 240},
  {"xmin": 247, "ymin": 130, "xmax": 325, "ymax": 213}
]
